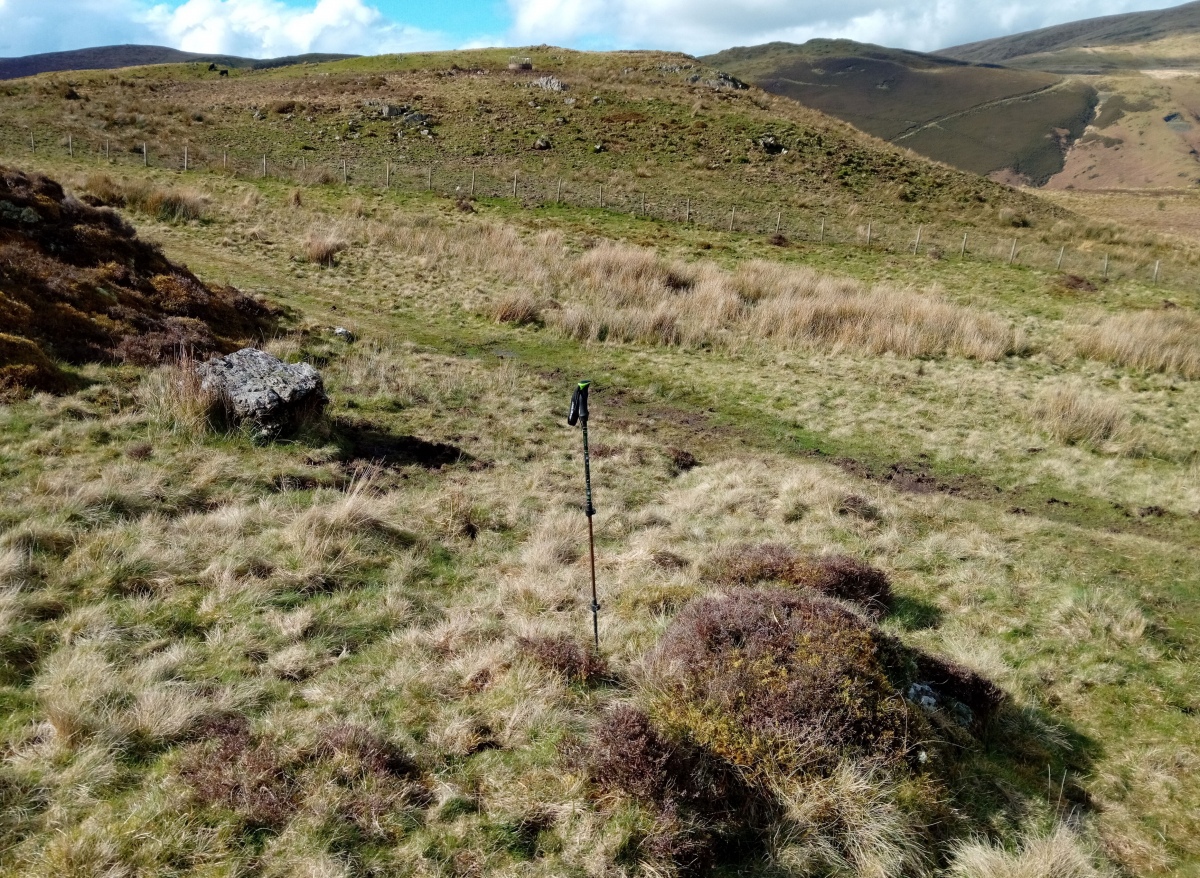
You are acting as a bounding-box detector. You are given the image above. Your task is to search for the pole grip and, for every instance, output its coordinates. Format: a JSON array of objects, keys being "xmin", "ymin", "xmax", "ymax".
[{"xmin": 568, "ymin": 380, "xmax": 590, "ymax": 426}]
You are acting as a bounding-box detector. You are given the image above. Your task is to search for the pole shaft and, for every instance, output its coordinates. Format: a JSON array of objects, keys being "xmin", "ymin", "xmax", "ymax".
[{"xmin": 581, "ymin": 419, "xmax": 598, "ymax": 649}]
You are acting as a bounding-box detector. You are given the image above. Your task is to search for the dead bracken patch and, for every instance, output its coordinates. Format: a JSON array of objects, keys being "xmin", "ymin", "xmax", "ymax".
[
  {"xmin": 0, "ymin": 165, "xmax": 275, "ymax": 394},
  {"xmin": 180, "ymin": 715, "xmax": 299, "ymax": 829},
  {"xmin": 648, "ymin": 589, "xmax": 917, "ymax": 777},
  {"xmin": 1058, "ymin": 274, "xmax": 1097, "ymax": 292},
  {"xmin": 702, "ymin": 543, "xmax": 892, "ymax": 617},
  {"xmin": 519, "ymin": 634, "xmax": 610, "ymax": 685}
]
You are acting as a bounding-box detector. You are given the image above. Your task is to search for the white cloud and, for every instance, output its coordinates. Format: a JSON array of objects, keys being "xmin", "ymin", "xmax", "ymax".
[
  {"xmin": 1, "ymin": 0, "xmax": 448, "ymax": 59},
  {"xmin": 505, "ymin": 0, "xmax": 1175, "ymax": 54},
  {"xmin": 140, "ymin": 0, "xmax": 445, "ymax": 56}
]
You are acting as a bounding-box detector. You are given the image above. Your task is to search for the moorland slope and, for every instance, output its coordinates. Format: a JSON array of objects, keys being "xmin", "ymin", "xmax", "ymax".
[
  {"xmin": 703, "ymin": 40, "xmax": 1096, "ymax": 184},
  {"xmin": 0, "ymin": 46, "xmax": 1198, "ymax": 878},
  {"xmin": 0, "ymin": 45, "xmax": 357, "ymax": 81},
  {"xmin": 942, "ymin": 0, "xmax": 1200, "ymax": 69}
]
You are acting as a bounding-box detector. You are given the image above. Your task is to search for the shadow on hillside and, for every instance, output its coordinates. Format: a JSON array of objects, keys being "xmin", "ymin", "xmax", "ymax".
[
  {"xmin": 888, "ymin": 594, "xmax": 944, "ymax": 631},
  {"xmin": 333, "ymin": 417, "xmax": 473, "ymax": 470}
]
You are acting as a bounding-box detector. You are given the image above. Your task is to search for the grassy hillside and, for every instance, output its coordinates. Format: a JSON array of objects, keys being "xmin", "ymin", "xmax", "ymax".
[
  {"xmin": 0, "ymin": 45, "xmax": 357, "ymax": 81},
  {"xmin": 0, "ymin": 46, "xmax": 1065, "ymax": 232},
  {"xmin": 1, "ymin": 48, "xmax": 1200, "ymax": 878},
  {"xmin": 941, "ymin": 0, "xmax": 1200, "ymax": 67},
  {"xmin": 702, "ymin": 40, "xmax": 1096, "ymax": 185}
]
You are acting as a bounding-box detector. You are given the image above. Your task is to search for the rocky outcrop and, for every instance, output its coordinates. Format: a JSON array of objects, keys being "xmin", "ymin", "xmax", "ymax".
[{"xmin": 198, "ymin": 348, "xmax": 326, "ymax": 438}]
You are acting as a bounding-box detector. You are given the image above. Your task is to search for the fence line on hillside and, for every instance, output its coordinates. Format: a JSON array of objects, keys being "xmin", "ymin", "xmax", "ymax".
[{"xmin": 5, "ymin": 131, "xmax": 1195, "ymax": 293}]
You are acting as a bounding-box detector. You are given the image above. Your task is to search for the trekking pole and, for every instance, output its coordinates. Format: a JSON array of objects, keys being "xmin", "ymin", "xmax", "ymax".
[{"xmin": 568, "ymin": 380, "xmax": 599, "ymax": 649}]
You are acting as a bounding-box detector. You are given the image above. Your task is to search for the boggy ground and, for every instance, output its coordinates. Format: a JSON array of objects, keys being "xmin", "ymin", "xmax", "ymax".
[{"xmin": 0, "ymin": 151, "xmax": 1197, "ymax": 878}]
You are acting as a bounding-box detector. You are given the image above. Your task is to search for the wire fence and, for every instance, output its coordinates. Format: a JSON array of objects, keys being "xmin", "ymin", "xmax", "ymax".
[{"xmin": 10, "ymin": 130, "xmax": 1197, "ymax": 293}]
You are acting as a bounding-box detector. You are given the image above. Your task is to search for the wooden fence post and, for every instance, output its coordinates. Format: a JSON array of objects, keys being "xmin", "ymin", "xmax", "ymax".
[
  {"xmin": 68, "ymin": 134, "xmax": 72, "ymax": 157},
  {"xmin": 775, "ymin": 210, "xmax": 781, "ymax": 233},
  {"xmin": 1056, "ymin": 246, "xmax": 1064, "ymax": 270},
  {"xmin": 1154, "ymin": 260, "xmax": 1161, "ymax": 284},
  {"xmin": 599, "ymin": 184, "xmax": 603, "ymax": 208},
  {"xmin": 184, "ymin": 143, "xmax": 189, "ymax": 171},
  {"xmin": 1103, "ymin": 254, "xmax": 1109, "ymax": 279},
  {"xmin": 866, "ymin": 222, "xmax": 872, "ymax": 248},
  {"xmin": 144, "ymin": 142, "xmax": 148, "ymax": 166},
  {"xmin": 1008, "ymin": 238, "xmax": 1017, "ymax": 265},
  {"xmin": 729, "ymin": 206, "xmax": 735, "ymax": 232},
  {"xmin": 819, "ymin": 217, "xmax": 824, "ymax": 243},
  {"xmin": 471, "ymin": 170, "xmax": 476, "ymax": 197},
  {"xmin": 685, "ymin": 197, "xmax": 690, "ymax": 223},
  {"xmin": 385, "ymin": 160, "xmax": 390, "ymax": 188},
  {"xmin": 961, "ymin": 233, "xmax": 967, "ymax": 258},
  {"xmin": 343, "ymin": 160, "xmax": 348, "ymax": 185},
  {"xmin": 427, "ymin": 166, "xmax": 432, "ymax": 191}
]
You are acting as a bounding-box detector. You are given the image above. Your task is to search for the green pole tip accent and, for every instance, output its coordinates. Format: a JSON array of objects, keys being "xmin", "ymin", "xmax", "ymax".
[{"xmin": 578, "ymin": 380, "xmax": 591, "ymax": 389}]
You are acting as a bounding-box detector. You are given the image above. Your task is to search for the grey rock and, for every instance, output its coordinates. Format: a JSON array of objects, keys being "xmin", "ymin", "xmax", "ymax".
[
  {"xmin": 380, "ymin": 104, "xmax": 410, "ymax": 118},
  {"xmin": 333, "ymin": 326, "xmax": 355, "ymax": 342},
  {"xmin": 708, "ymin": 71, "xmax": 748, "ymax": 90},
  {"xmin": 533, "ymin": 136, "xmax": 552, "ymax": 150},
  {"xmin": 906, "ymin": 682, "xmax": 939, "ymax": 712},
  {"xmin": 0, "ymin": 200, "xmax": 38, "ymax": 224},
  {"xmin": 949, "ymin": 701, "xmax": 974, "ymax": 727},
  {"xmin": 758, "ymin": 134, "xmax": 786, "ymax": 154},
  {"xmin": 533, "ymin": 75, "xmax": 566, "ymax": 91},
  {"xmin": 198, "ymin": 348, "xmax": 326, "ymax": 438}
]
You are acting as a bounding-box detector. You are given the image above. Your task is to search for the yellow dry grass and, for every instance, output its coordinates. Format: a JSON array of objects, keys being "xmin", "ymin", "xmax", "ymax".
[
  {"xmin": 1076, "ymin": 308, "xmax": 1200, "ymax": 378},
  {"xmin": 1031, "ymin": 381, "xmax": 1130, "ymax": 446}
]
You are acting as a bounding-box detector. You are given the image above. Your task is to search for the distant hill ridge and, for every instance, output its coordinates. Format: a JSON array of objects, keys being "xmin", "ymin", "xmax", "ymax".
[
  {"xmin": 702, "ymin": 39, "xmax": 1096, "ymax": 185},
  {"xmin": 940, "ymin": 0, "xmax": 1200, "ymax": 65},
  {"xmin": 0, "ymin": 44, "xmax": 358, "ymax": 80}
]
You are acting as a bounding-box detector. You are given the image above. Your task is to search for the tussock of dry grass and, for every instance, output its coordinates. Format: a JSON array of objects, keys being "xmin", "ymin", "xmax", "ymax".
[
  {"xmin": 512, "ymin": 238, "xmax": 1018, "ymax": 358},
  {"xmin": 948, "ymin": 825, "xmax": 1111, "ymax": 878},
  {"xmin": 302, "ymin": 226, "xmax": 349, "ymax": 266},
  {"xmin": 84, "ymin": 173, "xmax": 209, "ymax": 223},
  {"xmin": 1031, "ymin": 381, "xmax": 1129, "ymax": 446},
  {"xmin": 1077, "ymin": 309, "xmax": 1200, "ymax": 378},
  {"xmin": 137, "ymin": 358, "xmax": 222, "ymax": 436},
  {"xmin": 491, "ymin": 291, "xmax": 543, "ymax": 325}
]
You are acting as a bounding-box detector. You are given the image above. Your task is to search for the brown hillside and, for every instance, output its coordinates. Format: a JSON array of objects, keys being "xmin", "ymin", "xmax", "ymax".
[{"xmin": 0, "ymin": 165, "xmax": 275, "ymax": 395}]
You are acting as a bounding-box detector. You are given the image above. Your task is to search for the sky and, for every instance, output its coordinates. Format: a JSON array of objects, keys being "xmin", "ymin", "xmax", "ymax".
[{"xmin": 0, "ymin": 0, "xmax": 1187, "ymax": 60}]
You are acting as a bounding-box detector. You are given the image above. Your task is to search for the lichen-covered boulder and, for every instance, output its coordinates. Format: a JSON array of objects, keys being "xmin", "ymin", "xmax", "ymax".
[{"xmin": 197, "ymin": 348, "xmax": 326, "ymax": 438}]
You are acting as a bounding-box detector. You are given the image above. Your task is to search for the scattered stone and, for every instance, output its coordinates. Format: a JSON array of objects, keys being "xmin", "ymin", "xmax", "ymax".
[
  {"xmin": 380, "ymin": 104, "xmax": 410, "ymax": 118},
  {"xmin": 758, "ymin": 134, "xmax": 785, "ymax": 154},
  {"xmin": 949, "ymin": 701, "xmax": 974, "ymax": 727},
  {"xmin": 593, "ymin": 143, "xmax": 606, "ymax": 153},
  {"xmin": 533, "ymin": 75, "xmax": 566, "ymax": 91},
  {"xmin": 333, "ymin": 327, "xmax": 355, "ymax": 343},
  {"xmin": 711, "ymin": 71, "xmax": 749, "ymax": 90},
  {"xmin": 907, "ymin": 682, "xmax": 939, "ymax": 711},
  {"xmin": 564, "ymin": 97, "xmax": 576, "ymax": 106},
  {"xmin": 198, "ymin": 348, "xmax": 327, "ymax": 439},
  {"xmin": 906, "ymin": 682, "xmax": 976, "ymax": 728},
  {"xmin": 0, "ymin": 200, "xmax": 39, "ymax": 224},
  {"xmin": 533, "ymin": 136, "xmax": 552, "ymax": 150}
]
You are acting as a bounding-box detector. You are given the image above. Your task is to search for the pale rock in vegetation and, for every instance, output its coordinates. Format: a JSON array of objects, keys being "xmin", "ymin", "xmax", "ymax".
[{"xmin": 197, "ymin": 348, "xmax": 326, "ymax": 438}]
